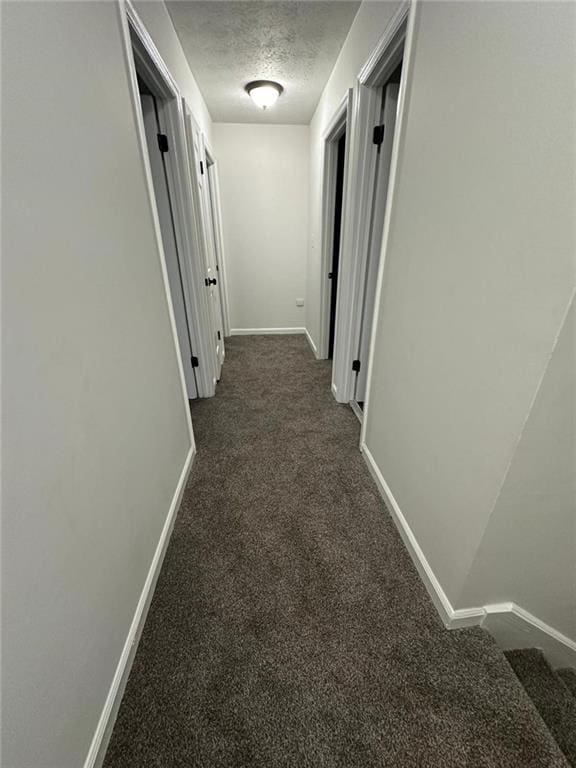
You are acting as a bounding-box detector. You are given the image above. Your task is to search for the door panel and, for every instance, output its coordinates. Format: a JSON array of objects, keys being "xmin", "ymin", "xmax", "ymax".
[
  {"xmin": 355, "ymin": 82, "xmax": 400, "ymax": 404},
  {"xmin": 206, "ymin": 163, "xmax": 229, "ymax": 345},
  {"xmin": 200, "ymin": 151, "xmax": 226, "ymax": 372},
  {"xmin": 184, "ymin": 115, "xmax": 223, "ymax": 380},
  {"xmin": 207, "ymin": 162, "xmax": 231, "ymax": 337},
  {"xmin": 140, "ymin": 92, "xmax": 198, "ymax": 399}
]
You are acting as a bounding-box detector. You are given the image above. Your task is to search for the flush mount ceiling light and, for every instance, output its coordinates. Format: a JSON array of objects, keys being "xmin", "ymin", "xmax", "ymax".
[{"xmin": 245, "ymin": 80, "xmax": 283, "ymax": 110}]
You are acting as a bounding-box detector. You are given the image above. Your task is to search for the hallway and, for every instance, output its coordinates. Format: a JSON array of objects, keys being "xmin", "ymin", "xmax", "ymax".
[{"xmin": 104, "ymin": 336, "xmax": 565, "ymax": 767}]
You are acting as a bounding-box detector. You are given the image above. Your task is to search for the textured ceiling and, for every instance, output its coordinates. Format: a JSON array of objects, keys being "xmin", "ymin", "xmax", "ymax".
[{"xmin": 166, "ymin": 1, "xmax": 361, "ymax": 124}]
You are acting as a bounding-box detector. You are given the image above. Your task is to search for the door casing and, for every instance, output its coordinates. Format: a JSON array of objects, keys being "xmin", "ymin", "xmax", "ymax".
[
  {"xmin": 121, "ymin": 0, "xmax": 216, "ymax": 400},
  {"xmin": 138, "ymin": 90, "xmax": 199, "ymax": 400},
  {"xmin": 326, "ymin": 2, "xmax": 411, "ymax": 409},
  {"xmin": 318, "ymin": 91, "xmax": 351, "ymax": 371},
  {"xmin": 354, "ymin": 81, "xmax": 400, "ymax": 406}
]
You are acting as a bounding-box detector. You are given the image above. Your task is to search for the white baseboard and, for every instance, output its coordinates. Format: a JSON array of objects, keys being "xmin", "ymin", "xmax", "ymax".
[
  {"xmin": 360, "ymin": 443, "xmax": 483, "ymax": 628},
  {"xmin": 360, "ymin": 441, "xmax": 576, "ymax": 666},
  {"xmin": 305, "ymin": 329, "xmax": 318, "ymax": 357},
  {"xmin": 349, "ymin": 400, "xmax": 364, "ymax": 424},
  {"xmin": 483, "ymin": 603, "xmax": 576, "ymax": 669},
  {"xmin": 230, "ymin": 327, "xmax": 305, "ymax": 336},
  {"xmin": 331, "ymin": 381, "xmax": 338, "ymax": 399},
  {"xmin": 84, "ymin": 445, "xmax": 196, "ymax": 768}
]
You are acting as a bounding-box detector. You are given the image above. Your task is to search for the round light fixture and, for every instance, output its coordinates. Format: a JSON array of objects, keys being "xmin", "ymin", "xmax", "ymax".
[{"xmin": 245, "ymin": 80, "xmax": 283, "ymax": 110}]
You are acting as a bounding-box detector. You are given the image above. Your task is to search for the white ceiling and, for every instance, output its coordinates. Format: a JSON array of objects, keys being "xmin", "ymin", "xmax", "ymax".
[{"xmin": 166, "ymin": 1, "xmax": 361, "ymax": 124}]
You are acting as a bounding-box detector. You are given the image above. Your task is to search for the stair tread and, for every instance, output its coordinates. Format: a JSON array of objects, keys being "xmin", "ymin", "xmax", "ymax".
[
  {"xmin": 505, "ymin": 649, "xmax": 576, "ymax": 766},
  {"xmin": 558, "ymin": 669, "xmax": 576, "ymax": 700}
]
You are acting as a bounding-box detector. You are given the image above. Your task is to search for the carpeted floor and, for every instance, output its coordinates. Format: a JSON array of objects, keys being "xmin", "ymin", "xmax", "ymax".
[
  {"xmin": 505, "ymin": 649, "xmax": 576, "ymax": 765},
  {"xmin": 104, "ymin": 335, "xmax": 568, "ymax": 767}
]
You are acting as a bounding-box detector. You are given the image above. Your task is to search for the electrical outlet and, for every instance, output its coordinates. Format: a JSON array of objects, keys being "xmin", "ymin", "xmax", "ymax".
[{"xmin": 296, "ymin": 298, "xmax": 304, "ymax": 307}]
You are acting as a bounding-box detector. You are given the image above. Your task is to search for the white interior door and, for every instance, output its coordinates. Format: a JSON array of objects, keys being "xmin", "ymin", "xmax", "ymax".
[
  {"xmin": 184, "ymin": 115, "xmax": 223, "ymax": 380},
  {"xmin": 206, "ymin": 161, "xmax": 231, "ymax": 338},
  {"xmin": 140, "ymin": 91, "xmax": 198, "ymax": 400},
  {"xmin": 354, "ymin": 82, "xmax": 400, "ymax": 404},
  {"xmin": 201, "ymin": 150, "xmax": 226, "ymax": 372}
]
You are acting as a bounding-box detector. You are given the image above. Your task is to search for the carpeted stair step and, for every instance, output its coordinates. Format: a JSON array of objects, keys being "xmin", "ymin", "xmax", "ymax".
[
  {"xmin": 505, "ymin": 649, "xmax": 576, "ymax": 766},
  {"xmin": 558, "ymin": 668, "xmax": 576, "ymax": 700}
]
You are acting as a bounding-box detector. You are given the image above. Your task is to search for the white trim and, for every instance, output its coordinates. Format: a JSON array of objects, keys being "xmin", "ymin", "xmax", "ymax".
[
  {"xmin": 360, "ymin": 442, "xmax": 481, "ymax": 627},
  {"xmin": 305, "ymin": 329, "xmax": 319, "ymax": 357},
  {"xmin": 483, "ymin": 604, "xmax": 576, "ymax": 669},
  {"xmin": 333, "ymin": 3, "xmax": 411, "ymax": 405},
  {"xmin": 84, "ymin": 446, "xmax": 195, "ymax": 768},
  {"xmin": 318, "ymin": 93, "xmax": 350, "ymax": 360},
  {"xmin": 117, "ymin": 1, "xmax": 198, "ymax": 422},
  {"xmin": 322, "ymin": 92, "xmax": 349, "ymax": 142},
  {"xmin": 331, "ymin": 382, "xmax": 338, "ymax": 399},
  {"xmin": 331, "ymin": 84, "xmax": 379, "ymax": 402},
  {"xmin": 230, "ymin": 327, "xmax": 306, "ymax": 336},
  {"xmin": 358, "ymin": 2, "xmax": 411, "ymax": 86},
  {"xmin": 360, "ymin": 0, "xmax": 418, "ymax": 446},
  {"xmin": 120, "ymin": 0, "xmax": 214, "ymax": 401},
  {"xmin": 361, "ymin": 440, "xmax": 576, "ymax": 665},
  {"xmin": 350, "ymin": 400, "xmax": 364, "ymax": 424}
]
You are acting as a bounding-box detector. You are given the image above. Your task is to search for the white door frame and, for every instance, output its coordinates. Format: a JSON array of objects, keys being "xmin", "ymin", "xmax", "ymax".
[
  {"xmin": 360, "ymin": 0, "xmax": 418, "ymax": 444},
  {"xmin": 204, "ymin": 148, "xmax": 232, "ymax": 338},
  {"xmin": 329, "ymin": 1, "xmax": 411, "ymax": 404},
  {"xmin": 138, "ymin": 91, "xmax": 199, "ymax": 401},
  {"xmin": 318, "ymin": 91, "xmax": 351, "ymax": 364},
  {"xmin": 120, "ymin": 0, "xmax": 216, "ymax": 399},
  {"xmin": 354, "ymin": 82, "xmax": 400, "ymax": 407}
]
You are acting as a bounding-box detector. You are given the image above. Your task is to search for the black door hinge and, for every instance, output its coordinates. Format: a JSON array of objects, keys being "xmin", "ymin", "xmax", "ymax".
[
  {"xmin": 191, "ymin": 356, "xmax": 199, "ymax": 368},
  {"xmin": 352, "ymin": 359, "xmax": 361, "ymax": 373},
  {"xmin": 217, "ymin": 330, "xmax": 221, "ymax": 340},
  {"xmin": 372, "ymin": 124, "xmax": 385, "ymax": 147},
  {"xmin": 200, "ymin": 160, "xmax": 204, "ymax": 175},
  {"xmin": 328, "ymin": 272, "xmax": 333, "ymax": 279},
  {"xmin": 157, "ymin": 133, "xmax": 169, "ymax": 153}
]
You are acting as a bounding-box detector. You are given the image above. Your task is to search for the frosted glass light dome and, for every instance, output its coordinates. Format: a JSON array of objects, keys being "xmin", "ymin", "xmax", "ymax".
[{"xmin": 245, "ymin": 80, "xmax": 283, "ymax": 110}]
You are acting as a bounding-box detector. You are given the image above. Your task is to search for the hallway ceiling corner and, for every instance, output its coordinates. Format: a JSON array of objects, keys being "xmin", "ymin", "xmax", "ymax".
[{"xmin": 166, "ymin": 0, "xmax": 361, "ymax": 125}]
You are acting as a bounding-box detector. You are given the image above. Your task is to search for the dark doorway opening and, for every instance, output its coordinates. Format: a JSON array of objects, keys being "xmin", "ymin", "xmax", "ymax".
[{"xmin": 328, "ymin": 131, "xmax": 346, "ymax": 359}]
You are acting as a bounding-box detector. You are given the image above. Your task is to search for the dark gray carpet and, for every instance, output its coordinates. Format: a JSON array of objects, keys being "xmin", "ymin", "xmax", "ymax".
[
  {"xmin": 505, "ymin": 649, "xmax": 576, "ymax": 765},
  {"xmin": 104, "ymin": 335, "xmax": 568, "ymax": 767},
  {"xmin": 559, "ymin": 668, "xmax": 576, "ymax": 700}
]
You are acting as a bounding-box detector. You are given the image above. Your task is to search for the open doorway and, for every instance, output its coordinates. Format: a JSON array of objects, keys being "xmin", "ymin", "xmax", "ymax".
[
  {"xmin": 137, "ymin": 78, "xmax": 199, "ymax": 400},
  {"xmin": 328, "ymin": 132, "xmax": 346, "ymax": 359},
  {"xmin": 353, "ymin": 63, "xmax": 402, "ymax": 411},
  {"xmin": 124, "ymin": 7, "xmax": 217, "ymax": 400},
  {"xmin": 326, "ymin": 7, "xmax": 409, "ymax": 416},
  {"xmin": 319, "ymin": 92, "xmax": 351, "ymax": 366}
]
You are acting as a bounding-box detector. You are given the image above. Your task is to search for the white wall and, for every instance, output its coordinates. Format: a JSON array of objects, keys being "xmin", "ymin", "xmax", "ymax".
[
  {"xmin": 459, "ymin": 298, "xmax": 575, "ymax": 639},
  {"xmin": 361, "ymin": 0, "xmax": 575, "ymax": 633},
  {"xmin": 213, "ymin": 123, "xmax": 309, "ymax": 332},
  {"xmin": 306, "ymin": 0, "xmax": 575, "ymax": 645},
  {"xmin": 2, "ymin": 1, "xmax": 212, "ymax": 766},
  {"xmin": 306, "ymin": 1, "xmax": 402, "ymax": 347}
]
